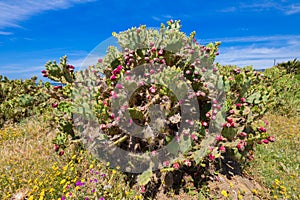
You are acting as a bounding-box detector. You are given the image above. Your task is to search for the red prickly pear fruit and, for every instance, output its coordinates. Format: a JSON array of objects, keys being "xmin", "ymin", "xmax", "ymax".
[
  {"xmin": 53, "ymin": 85, "xmax": 62, "ymax": 90},
  {"xmin": 54, "ymin": 144, "xmax": 59, "ymax": 152},
  {"xmin": 149, "ymin": 86, "xmax": 156, "ymax": 93},
  {"xmin": 262, "ymin": 139, "xmax": 269, "ymax": 144},
  {"xmin": 100, "ymin": 124, "xmax": 107, "ymax": 130},
  {"xmin": 41, "ymin": 70, "xmax": 47, "ymax": 74},
  {"xmin": 226, "ymin": 117, "xmax": 233, "ymax": 123},
  {"xmin": 223, "ymin": 123, "xmax": 231, "ymax": 128},
  {"xmin": 259, "ymin": 127, "xmax": 267, "ymax": 132},
  {"xmin": 215, "ymin": 135, "xmax": 223, "ymax": 142},
  {"xmin": 52, "ymin": 103, "xmax": 58, "ymax": 108},
  {"xmin": 240, "ymin": 132, "xmax": 247, "ymax": 137},
  {"xmin": 43, "ymin": 74, "xmax": 48, "ymax": 77},
  {"xmin": 98, "ymin": 58, "xmax": 103, "ymax": 63},
  {"xmin": 205, "ymin": 112, "xmax": 211, "ymax": 118},
  {"xmin": 237, "ymin": 143, "xmax": 245, "ymax": 151},
  {"xmin": 110, "ymin": 75, "xmax": 117, "ymax": 81},
  {"xmin": 267, "ymin": 136, "xmax": 276, "ymax": 142},
  {"xmin": 66, "ymin": 65, "xmax": 75, "ymax": 69},
  {"xmin": 219, "ymin": 146, "xmax": 226, "ymax": 153},
  {"xmin": 236, "ymin": 103, "xmax": 242, "ymax": 108},
  {"xmin": 109, "ymin": 113, "xmax": 115, "ymax": 120},
  {"xmin": 257, "ymin": 141, "xmax": 262, "ymax": 144},
  {"xmin": 59, "ymin": 150, "xmax": 64, "ymax": 156},
  {"xmin": 173, "ymin": 162, "xmax": 180, "ymax": 169},
  {"xmin": 201, "ymin": 121, "xmax": 208, "ymax": 127},
  {"xmin": 240, "ymin": 97, "xmax": 246, "ymax": 103}
]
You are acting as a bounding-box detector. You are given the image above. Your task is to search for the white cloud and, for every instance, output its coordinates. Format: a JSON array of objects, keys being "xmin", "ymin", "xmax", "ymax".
[
  {"xmin": 201, "ymin": 35, "xmax": 300, "ymax": 44},
  {"xmin": 221, "ymin": 1, "xmax": 300, "ymax": 15},
  {"xmin": 152, "ymin": 16, "xmax": 162, "ymax": 21},
  {"xmin": 214, "ymin": 35, "xmax": 300, "ymax": 69},
  {"xmin": 285, "ymin": 4, "xmax": 300, "ymax": 15},
  {"xmin": 0, "ymin": 65, "xmax": 42, "ymax": 74},
  {"xmin": 219, "ymin": 7, "xmax": 237, "ymax": 13},
  {"xmin": 0, "ymin": 31, "xmax": 13, "ymax": 35},
  {"xmin": 0, "ymin": 0, "xmax": 95, "ymax": 30}
]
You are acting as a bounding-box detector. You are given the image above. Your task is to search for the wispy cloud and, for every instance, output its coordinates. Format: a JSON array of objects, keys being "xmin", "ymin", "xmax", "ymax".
[
  {"xmin": 0, "ymin": 65, "xmax": 42, "ymax": 74},
  {"xmin": 152, "ymin": 16, "xmax": 162, "ymax": 21},
  {"xmin": 213, "ymin": 35, "xmax": 300, "ymax": 69},
  {"xmin": 0, "ymin": 0, "xmax": 95, "ymax": 30},
  {"xmin": 219, "ymin": 7, "xmax": 237, "ymax": 13},
  {"xmin": 285, "ymin": 4, "xmax": 300, "ymax": 15},
  {"xmin": 0, "ymin": 31, "xmax": 13, "ymax": 35},
  {"xmin": 152, "ymin": 15, "xmax": 175, "ymax": 22},
  {"xmin": 201, "ymin": 35, "xmax": 300, "ymax": 44},
  {"xmin": 220, "ymin": 1, "xmax": 300, "ymax": 15}
]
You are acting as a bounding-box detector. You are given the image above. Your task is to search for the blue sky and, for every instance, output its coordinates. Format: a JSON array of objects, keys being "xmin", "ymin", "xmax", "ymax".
[{"xmin": 0, "ymin": 0, "xmax": 299, "ymax": 80}]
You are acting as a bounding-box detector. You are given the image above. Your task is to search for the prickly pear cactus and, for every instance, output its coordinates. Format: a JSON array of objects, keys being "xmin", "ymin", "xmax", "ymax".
[{"xmin": 43, "ymin": 20, "xmax": 275, "ymax": 190}]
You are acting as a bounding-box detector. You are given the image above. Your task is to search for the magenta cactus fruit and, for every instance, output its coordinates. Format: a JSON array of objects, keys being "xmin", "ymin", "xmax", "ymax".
[
  {"xmin": 236, "ymin": 103, "xmax": 242, "ymax": 108},
  {"xmin": 173, "ymin": 162, "xmax": 180, "ymax": 169},
  {"xmin": 262, "ymin": 139, "xmax": 269, "ymax": 144},
  {"xmin": 240, "ymin": 97, "xmax": 246, "ymax": 103},
  {"xmin": 54, "ymin": 85, "xmax": 62, "ymax": 90},
  {"xmin": 267, "ymin": 136, "xmax": 276, "ymax": 142},
  {"xmin": 66, "ymin": 65, "xmax": 74, "ymax": 69},
  {"xmin": 216, "ymin": 135, "xmax": 223, "ymax": 142},
  {"xmin": 59, "ymin": 150, "xmax": 64, "ymax": 156},
  {"xmin": 100, "ymin": 124, "xmax": 107, "ymax": 130},
  {"xmin": 259, "ymin": 127, "xmax": 267, "ymax": 132},
  {"xmin": 205, "ymin": 112, "xmax": 211, "ymax": 118},
  {"xmin": 149, "ymin": 85, "xmax": 156, "ymax": 93},
  {"xmin": 226, "ymin": 117, "xmax": 233, "ymax": 123},
  {"xmin": 52, "ymin": 103, "xmax": 58, "ymax": 108},
  {"xmin": 219, "ymin": 146, "xmax": 226, "ymax": 153},
  {"xmin": 201, "ymin": 121, "xmax": 208, "ymax": 127},
  {"xmin": 184, "ymin": 160, "xmax": 192, "ymax": 167},
  {"xmin": 110, "ymin": 75, "xmax": 117, "ymax": 81},
  {"xmin": 240, "ymin": 132, "xmax": 247, "ymax": 137},
  {"xmin": 54, "ymin": 144, "xmax": 60, "ymax": 152}
]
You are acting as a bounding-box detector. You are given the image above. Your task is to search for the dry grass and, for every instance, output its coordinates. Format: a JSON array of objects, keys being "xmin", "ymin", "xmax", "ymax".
[{"xmin": 0, "ymin": 116, "xmax": 58, "ymax": 199}]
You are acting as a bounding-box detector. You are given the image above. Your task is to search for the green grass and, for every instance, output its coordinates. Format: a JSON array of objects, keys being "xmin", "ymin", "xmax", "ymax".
[{"xmin": 246, "ymin": 114, "xmax": 300, "ymax": 200}]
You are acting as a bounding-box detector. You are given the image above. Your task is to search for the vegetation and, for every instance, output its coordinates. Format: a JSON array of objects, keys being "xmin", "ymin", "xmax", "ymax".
[{"xmin": 0, "ymin": 20, "xmax": 299, "ymax": 199}]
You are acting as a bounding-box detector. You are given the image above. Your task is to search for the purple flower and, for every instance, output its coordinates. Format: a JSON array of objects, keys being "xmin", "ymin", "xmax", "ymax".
[
  {"xmin": 75, "ymin": 181, "xmax": 86, "ymax": 187},
  {"xmin": 92, "ymin": 189, "xmax": 96, "ymax": 193},
  {"xmin": 85, "ymin": 198, "xmax": 89, "ymax": 200},
  {"xmin": 61, "ymin": 196, "xmax": 66, "ymax": 200},
  {"xmin": 99, "ymin": 197, "xmax": 105, "ymax": 200}
]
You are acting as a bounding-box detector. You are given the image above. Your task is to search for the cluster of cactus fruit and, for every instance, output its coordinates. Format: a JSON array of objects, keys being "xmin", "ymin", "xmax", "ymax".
[{"xmin": 42, "ymin": 20, "xmax": 275, "ymax": 187}]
